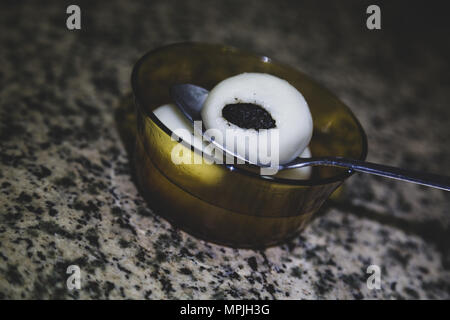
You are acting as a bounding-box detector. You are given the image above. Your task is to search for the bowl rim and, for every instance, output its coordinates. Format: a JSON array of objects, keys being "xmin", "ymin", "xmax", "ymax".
[{"xmin": 131, "ymin": 41, "xmax": 368, "ymax": 187}]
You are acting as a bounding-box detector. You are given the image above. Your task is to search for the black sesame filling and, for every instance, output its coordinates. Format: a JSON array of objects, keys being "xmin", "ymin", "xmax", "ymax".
[{"xmin": 222, "ymin": 103, "xmax": 276, "ymax": 130}]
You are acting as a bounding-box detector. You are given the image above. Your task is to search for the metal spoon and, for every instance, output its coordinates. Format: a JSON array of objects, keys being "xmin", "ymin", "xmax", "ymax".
[{"xmin": 170, "ymin": 84, "xmax": 450, "ymax": 191}]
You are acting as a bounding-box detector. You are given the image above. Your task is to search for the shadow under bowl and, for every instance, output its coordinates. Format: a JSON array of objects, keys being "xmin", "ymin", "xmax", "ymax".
[{"xmin": 131, "ymin": 42, "xmax": 367, "ymax": 248}]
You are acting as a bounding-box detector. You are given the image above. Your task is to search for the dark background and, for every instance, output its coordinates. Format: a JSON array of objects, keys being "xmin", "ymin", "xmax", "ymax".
[{"xmin": 1, "ymin": 0, "xmax": 449, "ymax": 169}]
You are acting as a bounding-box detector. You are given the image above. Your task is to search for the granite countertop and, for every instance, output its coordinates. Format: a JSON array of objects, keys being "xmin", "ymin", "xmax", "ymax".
[{"xmin": 1, "ymin": 1, "xmax": 449, "ymax": 299}]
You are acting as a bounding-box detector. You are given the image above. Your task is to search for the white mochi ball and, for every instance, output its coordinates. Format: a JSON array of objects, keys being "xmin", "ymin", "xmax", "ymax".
[{"xmin": 201, "ymin": 73, "xmax": 313, "ymax": 164}]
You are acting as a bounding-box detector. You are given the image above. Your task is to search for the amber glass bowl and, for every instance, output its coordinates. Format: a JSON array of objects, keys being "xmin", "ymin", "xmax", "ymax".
[{"xmin": 131, "ymin": 42, "xmax": 367, "ymax": 248}]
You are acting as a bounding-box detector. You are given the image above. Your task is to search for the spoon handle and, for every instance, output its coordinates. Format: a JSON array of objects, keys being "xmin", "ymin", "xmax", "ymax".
[{"xmin": 294, "ymin": 157, "xmax": 450, "ymax": 191}]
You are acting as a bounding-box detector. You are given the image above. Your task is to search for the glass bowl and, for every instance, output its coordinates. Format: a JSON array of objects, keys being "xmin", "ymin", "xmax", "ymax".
[{"xmin": 131, "ymin": 42, "xmax": 367, "ymax": 248}]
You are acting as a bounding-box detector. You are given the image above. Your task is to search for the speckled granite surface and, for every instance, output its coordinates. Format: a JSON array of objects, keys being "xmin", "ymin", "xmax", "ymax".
[{"xmin": 1, "ymin": 1, "xmax": 449, "ymax": 299}]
